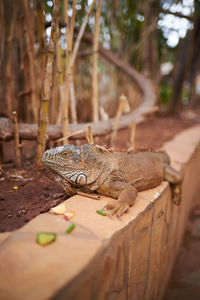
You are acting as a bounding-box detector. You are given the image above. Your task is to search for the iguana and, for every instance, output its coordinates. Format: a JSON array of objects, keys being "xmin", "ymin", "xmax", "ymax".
[{"xmin": 42, "ymin": 144, "xmax": 183, "ymax": 217}]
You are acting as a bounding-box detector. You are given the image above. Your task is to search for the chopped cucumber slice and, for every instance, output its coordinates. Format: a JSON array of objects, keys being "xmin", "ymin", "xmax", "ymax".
[
  {"xmin": 36, "ymin": 232, "xmax": 56, "ymax": 246},
  {"xmin": 66, "ymin": 223, "xmax": 75, "ymax": 233}
]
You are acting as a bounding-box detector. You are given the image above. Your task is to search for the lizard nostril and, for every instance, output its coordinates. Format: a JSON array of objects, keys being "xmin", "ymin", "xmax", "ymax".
[{"xmin": 45, "ymin": 151, "xmax": 51, "ymax": 159}]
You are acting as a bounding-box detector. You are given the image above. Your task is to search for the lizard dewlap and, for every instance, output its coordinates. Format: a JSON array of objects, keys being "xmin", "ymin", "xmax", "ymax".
[{"xmin": 36, "ymin": 233, "xmax": 56, "ymax": 246}]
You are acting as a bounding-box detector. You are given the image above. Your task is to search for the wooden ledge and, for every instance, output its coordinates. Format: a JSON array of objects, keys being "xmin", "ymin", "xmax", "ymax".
[{"xmin": 0, "ymin": 125, "xmax": 200, "ymax": 300}]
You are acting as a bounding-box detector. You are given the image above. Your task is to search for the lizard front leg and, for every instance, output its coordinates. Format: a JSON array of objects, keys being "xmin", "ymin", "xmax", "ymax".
[{"xmin": 97, "ymin": 180, "xmax": 138, "ymax": 217}]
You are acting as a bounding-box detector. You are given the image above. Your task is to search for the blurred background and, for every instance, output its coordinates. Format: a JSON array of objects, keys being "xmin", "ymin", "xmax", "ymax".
[{"xmin": 0, "ymin": 0, "xmax": 199, "ymax": 125}]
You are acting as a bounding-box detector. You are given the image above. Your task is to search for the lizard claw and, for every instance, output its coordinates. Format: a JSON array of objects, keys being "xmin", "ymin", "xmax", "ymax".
[
  {"xmin": 102, "ymin": 202, "xmax": 115, "ymax": 211},
  {"xmin": 117, "ymin": 204, "xmax": 129, "ymax": 217},
  {"xmin": 103, "ymin": 202, "xmax": 129, "ymax": 217}
]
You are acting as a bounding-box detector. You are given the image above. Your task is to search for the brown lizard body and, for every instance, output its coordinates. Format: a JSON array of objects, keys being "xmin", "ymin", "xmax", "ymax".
[{"xmin": 42, "ymin": 144, "xmax": 183, "ymax": 216}]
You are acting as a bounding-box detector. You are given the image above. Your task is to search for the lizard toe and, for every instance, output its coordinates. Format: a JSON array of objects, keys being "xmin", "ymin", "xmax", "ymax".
[
  {"xmin": 117, "ymin": 204, "xmax": 129, "ymax": 217},
  {"xmin": 103, "ymin": 201, "xmax": 129, "ymax": 217},
  {"xmin": 102, "ymin": 203, "xmax": 115, "ymax": 211},
  {"xmin": 102, "ymin": 201, "xmax": 120, "ymax": 215},
  {"xmin": 109, "ymin": 205, "xmax": 121, "ymax": 216}
]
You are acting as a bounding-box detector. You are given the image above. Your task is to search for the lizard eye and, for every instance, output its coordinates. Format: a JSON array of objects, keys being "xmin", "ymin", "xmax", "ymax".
[{"xmin": 63, "ymin": 152, "xmax": 70, "ymax": 157}]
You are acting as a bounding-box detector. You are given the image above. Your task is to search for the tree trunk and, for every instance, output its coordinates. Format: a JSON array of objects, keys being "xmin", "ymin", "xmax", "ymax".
[
  {"xmin": 142, "ymin": 0, "xmax": 159, "ymax": 80},
  {"xmin": 188, "ymin": 0, "xmax": 200, "ymax": 109},
  {"xmin": 169, "ymin": 37, "xmax": 190, "ymax": 113}
]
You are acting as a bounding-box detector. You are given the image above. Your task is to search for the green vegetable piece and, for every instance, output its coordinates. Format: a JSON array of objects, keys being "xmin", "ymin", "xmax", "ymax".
[
  {"xmin": 66, "ymin": 223, "xmax": 75, "ymax": 234},
  {"xmin": 96, "ymin": 210, "xmax": 107, "ymax": 216},
  {"xmin": 36, "ymin": 232, "xmax": 56, "ymax": 246}
]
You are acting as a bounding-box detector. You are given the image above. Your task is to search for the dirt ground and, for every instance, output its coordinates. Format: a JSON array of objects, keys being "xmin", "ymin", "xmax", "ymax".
[{"xmin": 0, "ymin": 115, "xmax": 199, "ymax": 232}]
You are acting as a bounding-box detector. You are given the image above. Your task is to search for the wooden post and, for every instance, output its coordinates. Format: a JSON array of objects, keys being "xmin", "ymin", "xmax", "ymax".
[
  {"xmin": 92, "ymin": 0, "xmax": 101, "ymax": 122},
  {"xmin": 36, "ymin": 0, "xmax": 60, "ymax": 169}
]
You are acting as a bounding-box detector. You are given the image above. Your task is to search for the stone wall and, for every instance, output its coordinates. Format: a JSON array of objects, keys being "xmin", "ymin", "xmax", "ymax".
[{"xmin": 0, "ymin": 125, "xmax": 200, "ymax": 300}]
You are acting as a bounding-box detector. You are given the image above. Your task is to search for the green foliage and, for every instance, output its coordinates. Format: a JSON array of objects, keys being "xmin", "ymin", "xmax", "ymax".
[
  {"xmin": 159, "ymin": 83, "xmax": 172, "ymax": 104},
  {"xmin": 42, "ymin": 0, "xmax": 53, "ymax": 14},
  {"xmin": 182, "ymin": 84, "xmax": 190, "ymax": 105}
]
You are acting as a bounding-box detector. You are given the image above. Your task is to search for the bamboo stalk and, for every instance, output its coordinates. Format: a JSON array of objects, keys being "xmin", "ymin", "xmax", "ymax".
[
  {"xmin": 88, "ymin": 126, "xmax": 94, "ymax": 144},
  {"xmin": 68, "ymin": 0, "xmax": 77, "ymax": 53},
  {"xmin": 68, "ymin": 0, "xmax": 96, "ymax": 125},
  {"xmin": 17, "ymin": 12, "xmax": 31, "ymax": 122},
  {"xmin": 69, "ymin": 73, "xmax": 77, "ymax": 123},
  {"xmin": 23, "ymin": 0, "xmax": 39, "ymax": 122},
  {"xmin": 128, "ymin": 120, "xmax": 136, "ymax": 151},
  {"xmin": 110, "ymin": 95, "xmax": 127, "ymax": 146},
  {"xmin": 62, "ymin": 0, "xmax": 77, "ymax": 142},
  {"xmin": 36, "ymin": 0, "xmax": 60, "ymax": 169},
  {"xmin": 50, "ymin": 51, "xmax": 58, "ymax": 124},
  {"xmin": 6, "ymin": 5, "xmax": 16, "ymax": 119},
  {"xmin": 57, "ymin": 84, "xmax": 65, "ymax": 124},
  {"xmin": 70, "ymin": 0, "xmax": 96, "ymax": 67},
  {"xmin": 84, "ymin": 126, "xmax": 94, "ymax": 144},
  {"xmin": 57, "ymin": 0, "xmax": 68, "ymax": 125},
  {"xmin": 91, "ymin": 0, "xmax": 101, "ymax": 122},
  {"xmin": 84, "ymin": 130, "xmax": 91, "ymax": 144},
  {"xmin": 56, "ymin": 41, "xmax": 64, "ymax": 124},
  {"xmin": 12, "ymin": 111, "xmax": 22, "ymax": 168},
  {"xmin": 0, "ymin": 0, "xmax": 5, "ymax": 67},
  {"xmin": 36, "ymin": 0, "xmax": 46, "ymax": 76},
  {"xmin": 55, "ymin": 130, "xmax": 84, "ymax": 144}
]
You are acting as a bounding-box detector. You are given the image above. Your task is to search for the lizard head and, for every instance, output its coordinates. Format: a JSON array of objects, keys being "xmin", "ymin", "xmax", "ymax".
[{"xmin": 42, "ymin": 144, "xmax": 110, "ymax": 187}]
